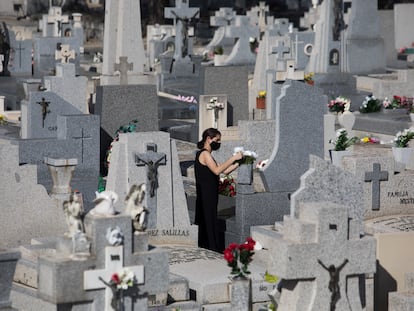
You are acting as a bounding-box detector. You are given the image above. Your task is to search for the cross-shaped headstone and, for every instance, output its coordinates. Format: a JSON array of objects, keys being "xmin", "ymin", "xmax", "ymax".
[
  {"xmin": 257, "ymin": 1, "xmax": 269, "ymax": 33},
  {"xmin": 270, "ymin": 40, "xmax": 290, "ymax": 59},
  {"xmin": 114, "ymin": 56, "xmax": 133, "ymax": 85},
  {"xmin": 36, "ymin": 97, "xmax": 51, "ymax": 128},
  {"xmin": 365, "ymin": 162, "xmax": 389, "ymax": 211},
  {"xmin": 84, "ymin": 246, "xmax": 144, "ymax": 311},
  {"xmin": 135, "ymin": 143, "xmax": 167, "ymax": 228},
  {"xmin": 47, "ymin": 6, "xmax": 69, "ymax": 37},
  {"xmin": 210, "ymin": 7, "xmax": 236, "ymax": 27},
  {"xmin": 72, "ymin": 128, "xmax": 92, "ymax": 163},
  {"xmin": 55, "ymin": 44, "xmax": 75, "ymax": 63},
  {"xmin": 164, "ymin": 0, "xmax": 200, "ymax": 60}
]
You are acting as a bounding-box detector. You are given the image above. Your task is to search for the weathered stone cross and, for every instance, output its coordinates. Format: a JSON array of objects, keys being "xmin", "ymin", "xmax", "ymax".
[
  {"xmin": 114, "ymin": 56, "xmax": 133, "ymax": 85},
  {"xmin": 365, "ymin": 162, "xmax": 389, "ymax": 211},
  {"xmin": 164, "ymin": 0, "xmax": 200, "ymax": 60},
  {"xmin": 84, "ymin": 246, "xmax": 144, "ymax": 311}
]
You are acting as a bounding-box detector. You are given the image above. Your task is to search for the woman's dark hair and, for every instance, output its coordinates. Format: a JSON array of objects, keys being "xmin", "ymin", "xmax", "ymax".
[{"xmin": 197, "ymin": 128, "xmax": 221, "ymax": 149}]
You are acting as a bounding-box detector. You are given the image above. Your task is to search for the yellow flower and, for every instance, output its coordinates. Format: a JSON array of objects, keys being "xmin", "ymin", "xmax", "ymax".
[
  {"xmin": 361, "ymin": 137, "xmax": 370, "ymax": 143},
  {"xmin": 304, "ymin": 72, "xmax": 314, "ymax": 82},
  {"xmin": 258, "ymin": 90, "xmax": 266, "ymax": 98}
]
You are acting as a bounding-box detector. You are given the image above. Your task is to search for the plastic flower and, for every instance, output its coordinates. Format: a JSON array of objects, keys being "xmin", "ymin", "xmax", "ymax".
[
  {"xmin": 361, "ymin": 136, "xmax": 380, "ymax": 144},
  {"xmin": 207, "ymin": 97, "xmax": 224, "ymax": 110},
  {"xmin": 359, "ymin": 95, "xmax": 381, "ymax": 113},
  {"xmin": 328, "ymin": 96, "xmax": 350, "ymax": 113},
  {"xmin": 233, "ymin": 147, "xmax": 257, "ymax": 165},
  {"xmin": 219, "ymin": 174, "xmax": 236, "ymax": 197},
  {"xmin": 257, "ymin": 90, "xmax": 266, "ymax": 99},
  {"xmin": 394, "ymin": 128, "xmax": 414, "ymax": 148},
  {"xmin": 224, "ymin": 237, "xmax": 256, "ymax": 278},
  {"xmin": 330, "ymin": 128, "xmax": 359, "ymax": 151}
]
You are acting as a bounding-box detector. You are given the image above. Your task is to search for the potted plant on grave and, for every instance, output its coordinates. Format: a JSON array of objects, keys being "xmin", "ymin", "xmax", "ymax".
[
  {"xmin": 224, "ymin": 237, "xmax": 256, "ymax": 310},
  {"xmin": 213, "ymin": 45, "xmax": 226, "ymax": 66},
  {"xmin": 359, "ymin": 94, "xmax": 381, "ymax": 113},
  {"xmin": 329, "ymin": 128, "xmax": 359, "ymax": 167},
  {"xmin": 392, "ymin": 128, "xmax": 414, "ymax": 166},
  {"xmin": 256, "ymin": 90, "xmax": 266, "ymax": 109},
  {"xmin": 304, "ymin": 72, "xmax": 314, "ymax": 85},
  {"xmin": 233, "ymin": 147, "xmax": 258, "ymax": 185}
]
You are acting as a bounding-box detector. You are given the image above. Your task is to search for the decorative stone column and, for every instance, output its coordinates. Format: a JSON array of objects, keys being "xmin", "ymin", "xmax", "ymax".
[{"xmin": 44, "ymin": 157, "xmax": 78, "ymax": 197}]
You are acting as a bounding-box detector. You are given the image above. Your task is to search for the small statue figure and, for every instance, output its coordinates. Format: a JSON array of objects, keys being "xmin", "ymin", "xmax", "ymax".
[
  {"xmin": 62, "ymin": 191, "xmax": 85, "ymax": 238},
  {"xmin": 318, "ymin": 259, "xmax": 348, "ymax": 311},
  {"xmin": 124, "ymin": 183, "xmax": 148, "ymax": 231},
  {"xmin": 106, "ymin": 226, "xmax": 124, "ymax": 246},
  {"xmin": 89, "ymin": 190, "xmax": 119, "ymax": 216}
]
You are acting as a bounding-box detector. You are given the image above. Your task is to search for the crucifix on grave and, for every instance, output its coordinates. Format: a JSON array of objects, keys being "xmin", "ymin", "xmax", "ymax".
[
  {"xmin": 47, "ymin": 6, "xmax": 69, "ymax": 37},
  {"xmin": 114, "ymin": 56, "xmax": 133, "ymax": 85},
  {"xmin": 135, "ymin": 143, "xmax": 167, "ymax": 229},
  {"xmin": 274, "ymin": 203, "xmax": 376, "ymax": 310},
  {"xmin": 365, "ymin": 163, "xmax": 389, "ymax": 211},
  {"xmin": 164, "ymin": 0, "xmax": 199, "ymax": 60},
  {"xmin": 37, "ymin": 97, "xmax": 51, "ymax": 128},
  {"xmin": 55, "ymin": 44, "xmax": 75, "ymax": 63},
  {"xmin": 84, "ymin": 245, "xmax": 144, "ymax": 311}
]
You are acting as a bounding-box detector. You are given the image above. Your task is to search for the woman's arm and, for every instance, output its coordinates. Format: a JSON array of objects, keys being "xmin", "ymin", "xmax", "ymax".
[{"xmin": 201, "ymin": 151, "xmax": 242, "ymax": 176}]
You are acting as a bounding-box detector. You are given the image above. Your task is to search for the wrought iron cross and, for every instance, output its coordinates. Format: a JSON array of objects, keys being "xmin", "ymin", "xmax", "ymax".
[{"xmin": 37, "ymin": 97, "xmax": 50, "ymax": 128}]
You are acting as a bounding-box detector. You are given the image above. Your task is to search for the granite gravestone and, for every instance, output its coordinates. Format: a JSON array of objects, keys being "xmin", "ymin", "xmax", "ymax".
[
  {"xmin": 43, "ymin": 63, "xmax": 89, "ymax": 113},
  {"xmin": 223, "ymin": 15, "xmax": 260, "ymax": 66},
  {"xmin": 105, "ymin": 131, "xmax": 198, "ymax": 246},
  {"xmin": 12, "ymin": 213, "xmax": 170, "ymax": 310},
  {"xmin": 252, "ymin": 155, "xmax": 376, "ymax": 310},
  {"xmin": 33, "ymin": 36, "xmax": 79, "ymax": 77},
  {"xmin": 205, "ymin": 7, "xmax": 237, "ymax": 53},
  {"xmin": 0, "ymin": 143, "xmax": 66, "ymax": 248},
  {"xmin": 20, "ymin": 91, "xmax": 82, "ymax": 139},
  {"xmin": 101, "ymin": 0, "xmax": 146, "ymax": 85},
  {"xmin": 8, "ymin": 30, "xmax": 32, "ymax": 75}
]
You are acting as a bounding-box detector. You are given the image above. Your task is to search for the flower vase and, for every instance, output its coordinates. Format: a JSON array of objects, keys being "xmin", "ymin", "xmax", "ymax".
[
  {"xmin": 256, "ymin": 97, "xmax": 265, "ymax": 109},
  {"xmin": 238, "ymin": 163, "xmax": 253, "ymax": 185},
  {"xmin": 392, "ymin": 147, "xmax": 414, "ymax": 166},
  {"xmin": 330, "ymin": 150, "xmax": 352, "ymax": 168},
  {"xmin": 230, "ymin": 276, "xmax": 252, "ymax": 311}
]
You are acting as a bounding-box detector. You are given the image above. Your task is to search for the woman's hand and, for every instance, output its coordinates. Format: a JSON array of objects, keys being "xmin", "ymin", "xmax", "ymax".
[{"xmin": 233, "ymin": 151, "xmax": 243, "ymax": 162}]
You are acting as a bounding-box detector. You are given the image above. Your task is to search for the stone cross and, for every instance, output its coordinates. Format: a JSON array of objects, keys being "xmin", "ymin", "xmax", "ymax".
[
  {"xmin": 135, "ymin": 143, "xmax": 167, "ymax": 228},
  {"xmin": 257, "ymin": 1, "xmax": 269, "ymax": 33},
  {"xmin": 270, "ymin": 40, "xmax": 290, "ymax": 60},
  {"xmin": 164, "ymin": 0, "xmax": 200, "ymax": 60},
  {"xmin": 365, "ymin": 163, "xmax": 389, "ymax": 211},
  {"xmin": 55, "ymin": 44, "xmax": 75, "ymax": 63},
  {"xmin": 84, "ymin": 246, "xmax": 144, "ymax": 311},
  {"xmin": 36, "ymin": 97, "xmax": 50, "ymax": 128},
  {"xmin": 47, "ymin": 6, "xmax": 69, "ymax": 37},
  {"xmin": 211, "ymin": 7, "xmax": 235, "ymax": 26},
  {"xmin": 114, "ymin": 56, "xmax": 133, "ymax": 85}
]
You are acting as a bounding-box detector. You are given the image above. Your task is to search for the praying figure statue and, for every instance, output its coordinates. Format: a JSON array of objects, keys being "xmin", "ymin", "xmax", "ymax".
[
  {"xmin": 318, "ymin": 258, "xmax": 348, "ymax": 311},
  {"xmin": 124, "ymin": 183, "xmax": 148, "ymax": 231},
  {"xmin": 62, "ymin": 191, "xmax": 85, "ymax": 238}
]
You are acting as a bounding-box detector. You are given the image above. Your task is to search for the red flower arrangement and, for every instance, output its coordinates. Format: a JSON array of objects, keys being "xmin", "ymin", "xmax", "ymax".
[
  {"xmin": 224, "ymin": 237, "xmax": 256, "ymax": 278},
  {"xmin": 219, "ymin": 174, "xmax": 236, "ymax": 197}
]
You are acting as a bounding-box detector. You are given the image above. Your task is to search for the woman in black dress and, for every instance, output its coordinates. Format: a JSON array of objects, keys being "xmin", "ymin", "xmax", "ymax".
[{"xmin": 194, "ymin": 128, "xmax": 243, "ymax": 252}]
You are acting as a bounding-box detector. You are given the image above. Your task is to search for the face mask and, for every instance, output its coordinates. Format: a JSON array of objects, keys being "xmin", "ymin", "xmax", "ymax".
[{"xmin": 210, "ymin": 141, "xmax": 221, "ymax": 151}]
